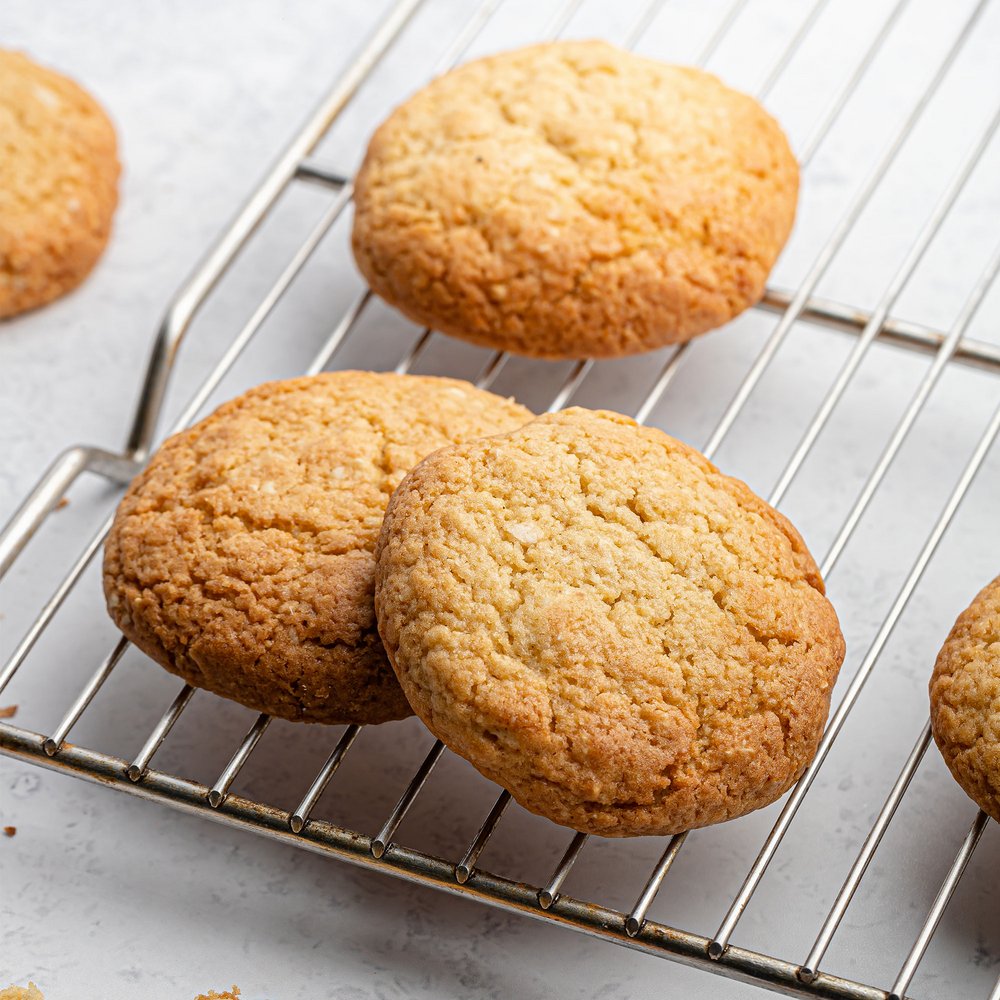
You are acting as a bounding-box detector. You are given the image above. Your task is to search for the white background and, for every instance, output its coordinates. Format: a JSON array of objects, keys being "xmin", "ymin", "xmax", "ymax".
[{"xmin": 2, "ymin": 1, "xmax": 999, "ymax": 998}]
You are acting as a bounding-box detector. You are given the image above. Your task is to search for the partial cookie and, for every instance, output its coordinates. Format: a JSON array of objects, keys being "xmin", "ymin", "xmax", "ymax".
[
  {"xmin": 104, "ymin": 372, "xmax": 532, "ymax": 725},
  {"xmin": 0, "ymin": 50, "xmax": 119, "ymax": 318},
  {"xmin": 930, "ymin": 576, "xmax": 1000, "ymax": 822},
  {"xmin": 352, "ymin": 40, "xmax": 798, "ymax": 360},
  {"xmin": 375, "ymin": 408, "xmax": 844, "ymax": 836}
]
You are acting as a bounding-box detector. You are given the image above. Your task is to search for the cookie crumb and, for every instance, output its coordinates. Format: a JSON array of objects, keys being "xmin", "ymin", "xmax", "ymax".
[
  {"xmin": 0, "ymin": 984, "xmax": 43, "ymax": 1000},
  {"xmin": 194, "ymin": 988, "xmax": 240, "ymax": 1000},
  {"xmin": 3, "ymin": 827, "xmax": 16, "ymax": 837},
  {"xmin": 55, "ymin": 497, "xmax": 70, "ymax": 511},
  {"xmin": 0, "ymin": 705, "xmax": 17, "ymax": 719}
]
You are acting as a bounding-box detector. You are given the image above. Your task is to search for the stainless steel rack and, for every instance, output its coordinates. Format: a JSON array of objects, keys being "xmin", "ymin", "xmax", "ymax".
[{"xmin": 2, "ymin": 1, "xmax": 999, "ymax": 997}]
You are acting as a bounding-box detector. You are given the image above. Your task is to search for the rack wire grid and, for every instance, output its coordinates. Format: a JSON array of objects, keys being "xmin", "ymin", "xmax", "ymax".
[{"xmin": 2, "ymin": 0, "xmax": 999, "ymax": 997}]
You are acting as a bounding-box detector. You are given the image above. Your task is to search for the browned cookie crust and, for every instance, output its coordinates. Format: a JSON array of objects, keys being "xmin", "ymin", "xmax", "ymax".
[
  {"xmin": 930, "ymin": 576, "xmax": 1000, "ymax": 821},
  {"xmin": 0, "ymin": 50, "xmax": 119, "ymax": 318},
  {"xmin": 375, "ymin": 408, "xmax": 844, "ymax": 835},
  {"xmin": 104, "ymin": 372, "xmax": 532, "ymax": 725},
  {"xmin": 352, "ymin": 40, "xmax": 798, "ymax": 360}
]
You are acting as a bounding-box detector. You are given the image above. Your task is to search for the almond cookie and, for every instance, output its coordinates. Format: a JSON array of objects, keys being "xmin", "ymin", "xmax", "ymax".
[
  {"xmin": 0, "ymin": 50, "xmax": 119, "ymax": 318},
  {"xmin": 104, "ymin": 372, "xmax": 532, "ymax": 725},
  {"xmin": 352, "ymin": 40, "xmax": 798, "ymax": 360},
  {"xmin": 930, "ymin": 576, "xmax": 1000, "ymax": 821},
  {"xmin": 375, "ymin": 408, "xmax": 844, "ymax": 836}
]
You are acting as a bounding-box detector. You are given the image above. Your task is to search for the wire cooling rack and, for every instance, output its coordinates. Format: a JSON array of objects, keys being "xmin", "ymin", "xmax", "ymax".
[{"xmin": 2, "ymin": 1, "xmax": 999, "ymax": 997}]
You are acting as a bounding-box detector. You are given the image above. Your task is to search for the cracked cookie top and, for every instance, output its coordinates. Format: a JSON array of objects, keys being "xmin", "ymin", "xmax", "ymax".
[
  {"xmin": 375, "ymin": 408, "xmax": 844, "ymax": 835},
  {"xmin": 0, "ymin": 50, "xmax": 119, "ymax": 318},
  {"xmin": 930, "ymin": 575, "xmax": 1000, "ymax": 822},
  {"xmin": 104, "ymin": 371, "xmax": 533, "ymax": 725},
  {"xmin": 352, "ymin": 40, "xmax": 798, "ymax": 359}
]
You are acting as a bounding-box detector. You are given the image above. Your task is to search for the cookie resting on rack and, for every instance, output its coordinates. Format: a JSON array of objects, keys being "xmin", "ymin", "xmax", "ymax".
[
  {"xmin": 351, "ymin": 39, "xmax": 798, "ymax": 359},
  {"xmin": 374, "ymin": 408, "xmax": 845, "ymax": 836},
  {"xmin": 0, "ymin": 50, "xmax": 119, "ymax": 318},
  {"xmin": 103, "ymin": 372, "xmax": 532, "ymax": 725},
  {"xmin": 930, "ymin": 575, "xmax": 1000, "ymax": 822}
]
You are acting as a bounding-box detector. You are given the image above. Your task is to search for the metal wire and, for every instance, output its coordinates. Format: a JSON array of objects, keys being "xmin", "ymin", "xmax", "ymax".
[
  {"xmin": 821, "ymin": 238, "xmax": 1000, "ymax": 576},
  {"xmin": 796, "ymin": 0, "xmax": 911, "ymax": 166},
  {"xmin": 0, "ymin": 512, "xmax": 110, "ymax": 696},
  {"xmin": 768, "ymin": 102, "xmax": 1000, "ymax": 509},
  {"xmin": 456, "ymin": 791, "xmax": 511, "ymax": 883},
  {"xmin": 711, "ymin": 353, "xmax": 1000, "ymax": 959},
  {"xmin": 756, "ymin": 0, "xmax": 832, "ymax": 100},
  {"xmin": 127, "ymin": 684, "xmax": 195, "ymax": 782},
  {"xmin": 0, "ymin": 446, "xmax": 136, "ymax": 578},
  {"xmin": 702, "ymin": 0, "xmax": 990, "ymax": 462},
  {"xmin": 541, "ymin": 0, "xmax": 584, "ymax": 38},
  {"xmin": 756, "ymin": 286, "xmax": 1000, "ymax": 372},
  {"xmin": 42, "ymin": 636, "xmax": 130, "ymax": 756},
  {"xmin": 695, "ymin": 0, "xmax": 749, "ymax": 65},
  {"xmin": 306, "ymin": 289, "xmax": 373, "ymax": 375},
  {"xmin": 171, "ymin": 184, "xmax": 356, "ymax": 433},
  {"xmin": 623, "ymin": 0, "xmax": 667, "ymax": 49},
  {"xmin": 630, "ymin": 0, "xmax": 917, "ymax": 435},
  {"xmin": 208, "ymin": 713, "xmax": 272, "ymax": 809},
  {"xmin": 625, "ymin": 832, "xmax": 687, "ymax": 937},
  {"xmin": 124, "ymin": 0, "xmax": 428, "ymax": 458},
  {"xmin": 538, "ymin": 831, "xmax": 589, "ymax": 909},
  {"xmin": 290, "ymin": 724, "xmax": 362, "ymax": 833},
  {"xmin": 372, "ymin": 740, "xmax": 445, "ymax": 858},
  {"xmin": 701, "ymin": 45, "xmax": 1000, "ymax": 961},
  {"xmin": 1, "ymin": 1, "xmax": 998, "ymax": 997},
  {"xmin": 799, "ymin": 723, "xmax": 933, "ymax": 983},
  {"xmin": 0, "ymin": 724, "xmax": 902, "ymax": 1000},
  {"xmin": 888, "ymin": 810, "xmax": 990, "ymax": 1000}
]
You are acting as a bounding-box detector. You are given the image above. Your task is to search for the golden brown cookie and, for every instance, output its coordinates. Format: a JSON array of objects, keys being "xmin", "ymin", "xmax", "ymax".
[
  {"xmin": 930, "ymin": 576, "xmax": 1000, "ymax": 821},
  {"xmin": 352, "ymin": 40, "xmax": 798, "ymax": 360},
  {"xmin": 104, "ymin": 372, "xmax": 532, "ymax": 725},
  {"xmin": 375, "ymin": 408, "xmax": 844, "ymax": 836},
  {"xmin": 0, "ymin": 50, "xmax": 119, "ymax": 318}
]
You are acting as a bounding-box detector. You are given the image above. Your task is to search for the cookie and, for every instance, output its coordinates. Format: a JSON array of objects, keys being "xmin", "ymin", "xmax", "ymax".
[
  {"xmin": 104, "ymin": 372, "xmax": 532, "ymax": 725},
  {"xmin": 375, "ymin": 408, "xmax": 844, "ymax": 836},
  {"xmin": 352, "ymin": 40, "xmax": 798, "ymax": 360},
  {"xmin": 0, "ymin": 50, "xmax": 119, "ymax": 318},
  {"xmin": 930, "ymin": 576, "xmax": 1000, "ymax": 822}
]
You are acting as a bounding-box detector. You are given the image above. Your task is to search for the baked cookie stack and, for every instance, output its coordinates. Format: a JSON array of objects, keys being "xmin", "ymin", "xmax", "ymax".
[
  {"xmin": 106, "ymin": 386, "xmax": 845, "ymax": 836},
  {"xmin": 104, "ymin": 42, "xmax": 845, "ymax": 837}
]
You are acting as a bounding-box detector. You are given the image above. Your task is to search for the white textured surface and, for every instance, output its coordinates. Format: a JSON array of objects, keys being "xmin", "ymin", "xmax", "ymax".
[{"xmin": 2, "ymin": 1, "xmax": 1000, "ymax": 998}]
